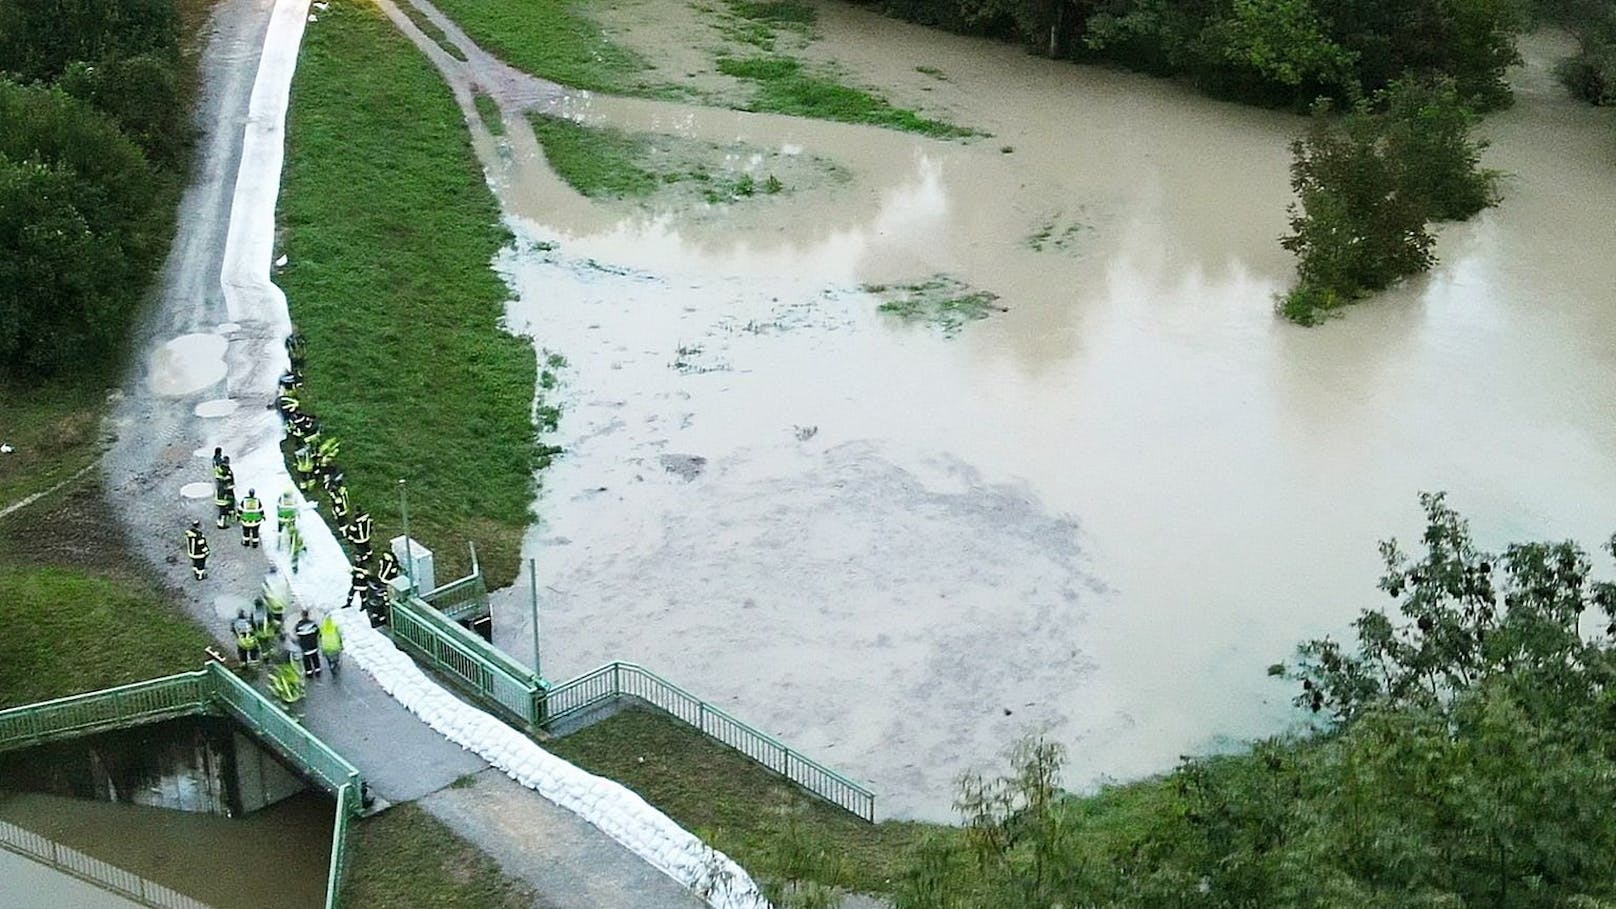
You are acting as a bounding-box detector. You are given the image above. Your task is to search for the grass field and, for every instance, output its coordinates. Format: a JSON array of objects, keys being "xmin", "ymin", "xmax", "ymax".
[
  {"xmin": 278, "ymin": 0, "xmax": 541, "ymax": 587},
  {"xmin": 342, "ymin": 803, "xmax": 544, "ymax": 908},
  {"xmin": 424, "ymin": 0, "xmax": 656, "ymax": 94},
  {"xmin": 0, "ymin": 382, "xmax": 106, "ymax": 511},
  {"xmin": 529, "ymin": 115, "xmax": 661, "ymax": 198},
  {"xmin": 717, "ymin": 55, "xmax": 975, "ymax": 137},
  {"xmin": 547, "ymin": 708, "xmax": 942, "ymax": 896},
  {"xmin": 0, "ymin": 465, "xmax": 212, "ymax": 709}
]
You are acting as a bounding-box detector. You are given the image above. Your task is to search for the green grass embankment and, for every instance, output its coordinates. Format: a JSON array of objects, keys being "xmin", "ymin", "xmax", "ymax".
[
  {"xmin": 420, "ymin": 0, "xmax": 975, "ymax": 137},
  {"xmin": 342, "ymin": 803, "xmax": 542, "ymax": 908},
  {"xmin": 0, "ymin": 392, "xmax": 211, "ymax": 708},
  {"xmin": 547, "ymin": 708, "xmax": 942, "ymax": 896},
  {"xmin": 279, "ymin": 0, "xmax": 540, "ymax": 587},
  {"xmin": 0, "ymin": 565, "xmax": 211, "ymax": 709},
  {"xmin": 424, "ymin": 0, "xmax": 654, "ymax": 93}
]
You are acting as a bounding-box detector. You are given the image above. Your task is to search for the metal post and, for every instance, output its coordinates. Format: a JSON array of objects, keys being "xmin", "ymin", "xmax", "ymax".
[
  {"xmin": 528, "ymin": 558, "xmax": 542, "ymax": 680},
  {"xmin": 398, "ymin": 479, "xmax": 415, "ymax": 597}
]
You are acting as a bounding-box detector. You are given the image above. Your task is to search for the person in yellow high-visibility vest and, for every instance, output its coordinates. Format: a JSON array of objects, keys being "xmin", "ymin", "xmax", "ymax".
[
  {"xmin": 293, "ymin": 445, "xmax": 317, "ymax": 492},
  {"xmin": 231, "ymin": 610, "xmax": 260, "ymax": 665},
  {"xmin": 277, "ymin": 488, "xmax": 299, "ymax": 549},
  {"xmin": 238, "ymin": 488, "xmax": 265, "ymax": 548},
  {"xmin": 319, "ymin": 614, "xmax": 343, "ymax": 677}
]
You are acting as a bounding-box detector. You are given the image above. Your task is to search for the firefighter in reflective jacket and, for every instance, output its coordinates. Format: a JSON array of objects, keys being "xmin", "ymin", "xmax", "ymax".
[
  {"xmin": 214, "ymin": 457, "xmax": 236, "ymax": 528},
  {"xmin": 347, "ymin": 563, "xmax": 375, "ymax": 609},
  {"xmin": 329, "ymin": 483, "xmax": 352, "ymax": 528},
  {"xmin": 376, "ymin": 550, "xmax": 402, "ymax": 585},
  {"xmin": 285, "ymin": 328, "xmax": 306, "ymax": 373},
  {"xmin": 184, "ymin": 521, "xmax": 210, "ymax": 580},
  {"xmin": 276, "ymin": 388, "xmax": 300, "ymax": 423},
  {"xmin": 315, "ymin": 437, "xmax": 341, "ymax": 478},
  {"xmin": 293, "ymin": 445, "xmax": 317, "ymax": 492},
  {"xmin": 232, "ymin": 610, "xmax": 260, "ymax": 664},
  {"xmin": 238, "ymin": 489, "xmax": 265, "ymax": 548},
  {"xmin": 344, "ymin": 511, "xmax": 373, "ymax": 563}
]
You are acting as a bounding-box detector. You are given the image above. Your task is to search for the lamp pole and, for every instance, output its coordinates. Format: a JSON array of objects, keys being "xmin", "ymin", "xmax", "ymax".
[
  {"xmin": 398, "ymin": 478, "xmax": 415, "ymax": 597},
  {"xmin": 528, "ymin": 558, "xmax": 541, "ymax": 679}
]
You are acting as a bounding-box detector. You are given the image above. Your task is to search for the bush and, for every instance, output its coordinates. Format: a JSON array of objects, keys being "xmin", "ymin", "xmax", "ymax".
[
  {"xmin": 0, "ymin": 80, "xmax": 165, "ymax": 379},
  {"xmin": 1278, "ymin": 81, "xmax": 1497, "ymax": 323},
  {"xmin": 1281, "ymin": 99, "xmax": 1436, "ymax": 303}
]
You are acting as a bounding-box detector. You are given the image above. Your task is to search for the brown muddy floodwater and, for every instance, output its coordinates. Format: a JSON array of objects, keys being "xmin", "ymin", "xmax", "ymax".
[
  {"xmin": 471, "ymin": 3, "xmax": 1616, "ymax": 820},
  {"xmin": 0, "ymin": 791, "xmax": 332, "ymax": 908}
]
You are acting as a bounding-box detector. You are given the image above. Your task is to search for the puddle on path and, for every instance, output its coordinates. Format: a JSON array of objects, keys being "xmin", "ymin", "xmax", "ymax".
[
  {"xmin": 147, "ymin": 334, "xmax": 228, "ymax": 397},
  {"xmin": 179, "ymin": 482, "xmax": 214, "ymax": 499},
  {"xmin": 470, "ymin": 6, "xmax": 1616, "ymax": 818},
  {"xmin": 194, "ymin": 399, "xmax": 238, "ymax": 418}
]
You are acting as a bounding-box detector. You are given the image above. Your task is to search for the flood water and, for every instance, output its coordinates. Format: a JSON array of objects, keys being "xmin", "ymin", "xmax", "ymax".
[
  {"xmin": 460, "ymin": 0, "xmax": 1616, "ymax": 819},
  {"xmin": 0, "ymin": 791, "xmax": 332, "ymax": 908}
]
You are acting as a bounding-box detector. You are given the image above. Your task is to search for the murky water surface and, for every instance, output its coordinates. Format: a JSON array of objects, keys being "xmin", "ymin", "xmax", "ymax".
[
  {"xmin": 477, "ymin": 5, "xmax": 1616, "ymax": 819},
  {"xmin": 0, "ymin": 791, "xmax": 332, "ymax": 908}
]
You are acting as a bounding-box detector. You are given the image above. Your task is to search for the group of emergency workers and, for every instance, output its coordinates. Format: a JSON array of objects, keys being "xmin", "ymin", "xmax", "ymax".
[{"xmin": 185, "ymin": 328, "xmax": 393, "ymax": 705}]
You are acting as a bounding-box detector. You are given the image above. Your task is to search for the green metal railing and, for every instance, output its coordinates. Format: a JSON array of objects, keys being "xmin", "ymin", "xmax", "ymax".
[
  {"xmin": 207, "ymin": 663, "xmax": 362, "ymax": 796},
  {"xmin": 544, "ymin": 661, "xmax": 877, "ymax": 822},
  {"xmin": 390, "ymin": 593, "xmax": 545, "ymax": 726},
  {"xmin": 0, "ymin": 664, "xmax": 364, "ymax": 908},
  {"xmin": 1, "ymin": 819, "xmax": 213, "ymax": 909},
  {"xmin": 420, "ymin": 542, "xmax": 490, "ymax": 625},
  {"xmin": 324, "ymin": 782, "xmax": 357, "ymax": 909},
  {"xmin": 0, "ymin": 673, "xmax": 209, "ymax": 753}
]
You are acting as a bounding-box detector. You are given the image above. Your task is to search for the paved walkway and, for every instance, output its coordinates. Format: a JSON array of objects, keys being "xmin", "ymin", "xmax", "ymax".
[
  {"xmin": 97, "ymin": 0, "xmax": 716, "ymax": 906},
  {"xmin": 423, "ymin": 769, "xmax": 707, "ymax": 909}
]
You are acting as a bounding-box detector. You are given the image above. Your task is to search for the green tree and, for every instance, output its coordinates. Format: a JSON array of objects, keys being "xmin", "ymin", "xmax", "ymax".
[
  {"xmin": 1280, "ymin": 99, "xmax": 1435, "ymax": 324},
  {"xmin": 1381, "ymin": 77, "xmax": 1500, "ymax": 221},
  {"xmin": 0, "ymin": 79, "xmax": 162, "ymax": 379}
]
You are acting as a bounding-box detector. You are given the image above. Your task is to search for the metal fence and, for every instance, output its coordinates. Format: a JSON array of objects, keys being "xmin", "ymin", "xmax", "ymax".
[
  {"xmin": 324, "ymin": 783, "xmax": 357, "ymax": 909},
  {"xmin": 423, "ymin": 572, "xmax": 488, "ymax": 625},
  {"xmin": 421, "ymin": 543, "xmax": 489, "ymax": 625},
  {"xmin": 391, "ymin": 594, "xmax": 545, "ymax": 726},
  {"xmin": 544, "ymin": 661, "xmax": 877, "ymax": 822},
  {"xmin": 0, "ymin": 665, "xmax": 365, "ymax": 908},
  {"xmin": 1, "ymin": 819, "xmax": 213, "ymax": 909},
  {"xmin": 205, "ymin": 662, "xmax": 362, "ymax": 796},
  {"xmin": 0, "ymin": 673, "xmax": 209, "ymax": 753}
]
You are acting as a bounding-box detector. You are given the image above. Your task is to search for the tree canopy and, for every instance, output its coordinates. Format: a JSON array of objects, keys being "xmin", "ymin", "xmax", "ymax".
[{"xmin": 0, "ymin": 0, "xmax": 189, "ymax": 383}]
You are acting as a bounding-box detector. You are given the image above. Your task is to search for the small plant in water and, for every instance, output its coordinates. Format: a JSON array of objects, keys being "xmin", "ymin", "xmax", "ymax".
[
  {"xmin": 867, "ymin": 275, "xmax": 1005, "ymax": 335},
  {"xmin": 764, "ymin": 174, "xmax": 783, "ymax": 194}
]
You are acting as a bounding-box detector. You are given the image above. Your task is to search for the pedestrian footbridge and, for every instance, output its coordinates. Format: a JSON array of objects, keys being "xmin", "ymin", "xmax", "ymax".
[{"xmin": 0, "ymin": 661, "xmax": 362, "ymax": 908}]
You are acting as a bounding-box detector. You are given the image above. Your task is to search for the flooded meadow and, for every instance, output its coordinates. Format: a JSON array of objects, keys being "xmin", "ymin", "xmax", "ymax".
[{"xmin": 440, "ymin": 1, "xmax": 1616, "ymax": 819}]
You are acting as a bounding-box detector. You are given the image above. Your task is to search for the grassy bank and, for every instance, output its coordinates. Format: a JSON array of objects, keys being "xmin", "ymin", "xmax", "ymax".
[
  {"xmin": 0, "ymin": 470, "xmax": 212, "ymax": 709},
  {"xmin": 0, "ymin": 383, "xmax": 106, "ymax": 510},
  {"xmin": 717, "ymin": 54, "xmax": 974, "ymax": 137},
  {"xmin": 547, "ymin": 708, "xmax": 941, "ymax": 895},
  {"xmin": 279, "ymin": 0, "xmax": 540, "ymax": 587},
  {"xmin": 422, "ymin": 0, "xmax": 974, "ymax": 137},
  {"xmin": 342, "ymin": 803, "xmax": 542, "ymax": 908},
  {"xmin": 425, "ymin": 0, "xmax": 654, "ymax": 93}
]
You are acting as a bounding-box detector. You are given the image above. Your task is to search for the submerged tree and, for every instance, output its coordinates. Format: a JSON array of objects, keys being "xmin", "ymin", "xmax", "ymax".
[
  {"xmin": 1280, "ymin": 98, "xmax": 1434, "ymax": 324},
  {"xmin": 1279, "ymin": 79, "xmax": 1497, "ymax": 325}
]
